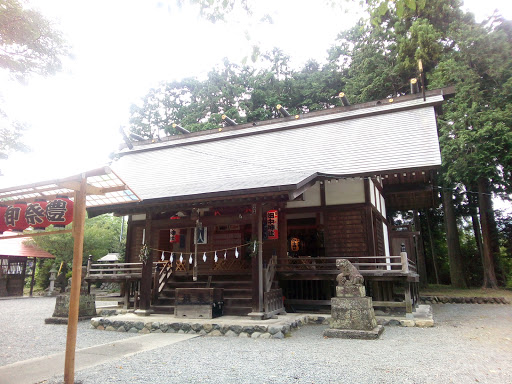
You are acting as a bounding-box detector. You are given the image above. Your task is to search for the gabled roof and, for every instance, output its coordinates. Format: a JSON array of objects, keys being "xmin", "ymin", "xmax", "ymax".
[
  {"xmin": 0, "ymin": 236, "xmax": 55, "ymax": 259},
  {"xmin": 110, "ymin": 90, "xmax": 449, "ymax": 206}
]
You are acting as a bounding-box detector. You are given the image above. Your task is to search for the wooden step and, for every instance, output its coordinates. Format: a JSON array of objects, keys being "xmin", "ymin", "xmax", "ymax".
[
  {"xmin": 151, "ymin": 305, "xmax": 175, "ymax": 314},
  {"xmin": 223, "ymin": 306, "xmax": 252, "ymax": 316},
  {"xmin": 223, "ymin": 297, "xmax": 252, "ymax": 307}
]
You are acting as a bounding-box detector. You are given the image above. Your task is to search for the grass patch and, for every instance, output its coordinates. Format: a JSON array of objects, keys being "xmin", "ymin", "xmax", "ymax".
[{"xmin": 421, "ymin": 284, "xmax": 512, "ymax": 299}]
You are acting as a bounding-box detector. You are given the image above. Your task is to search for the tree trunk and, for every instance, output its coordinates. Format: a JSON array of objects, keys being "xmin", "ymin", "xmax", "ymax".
[
  {"xmin": 425, "ymin": 209, "xmax": 440, "ymax": 285},
  {"xmin": 467, "ymin": 188, "xmax": 485, "ymax": 277},
  {"xmin": 477, "ymin": 178, "xmax": 499, "ymax": 288},
  {"xmin": 442, "ymin": 189, "xmax": 467, "ymax": 288},
  {"xmin": 413, "ymin": 210, "xmax": 428, "ymax": 288}
]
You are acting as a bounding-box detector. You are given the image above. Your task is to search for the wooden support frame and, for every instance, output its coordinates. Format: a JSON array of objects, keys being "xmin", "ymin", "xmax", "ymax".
[{"xmin": 64, "ymin": 174, "xmax": 87, "ymax": 384}]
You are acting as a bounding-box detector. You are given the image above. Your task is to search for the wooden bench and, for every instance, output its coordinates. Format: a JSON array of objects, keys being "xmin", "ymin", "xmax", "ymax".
[{"xmin": 175, "ymin": 288, "xmax": 223, "ymax": 319}]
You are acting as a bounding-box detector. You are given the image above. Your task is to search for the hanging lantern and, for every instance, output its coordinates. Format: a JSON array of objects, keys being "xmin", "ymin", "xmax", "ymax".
[
  {"xmin": 46, "ymin": 196, "xmax": 74, "ymax": 227},
  {"xmin": 170, "ymin": 253, "xmax": 174, "ymax": 263},
  {"xmin": 203, "ymin": 252, "xmax": 207, "ymax": 262},
  {"xmin": 0, "ymin": 205, "xmax": 9, "ymax": 234},
  {"xmin": 179, "ymin": 253, "xmax": 183, "ymax": 263},
  {"xmin": 214, "ymin": 251, "xmax": 218, "ymax": 263},
  {"xmin": 291, "ymin": 237, "xmax": 301, "ymax": 252},
  {"xmin": 161, "ymin": 251, "xmax": 165, "ymax": 261},
  {"xmin": 224, "ymin": 250, "xmax": 227, "ymax": 259},
  {"xmin": 235, "ymin": 247, "xmax": 239, "ymax": 258},
  {"xmin": 5, "ymin": 203, "xmax": 28, "ymax": 232},
  {"xmin": 26, "ymin": 200, "xmax": 49, "ymax": 230},
  {"xmin": 189, "ymin": 254, "xmax": 193, "ymax": 264}
]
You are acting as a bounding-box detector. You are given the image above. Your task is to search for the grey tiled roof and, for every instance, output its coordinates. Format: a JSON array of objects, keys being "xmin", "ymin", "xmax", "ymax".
[{"xmin": 112, "ymin": 95, "xmax": 443, "ymax": 202}]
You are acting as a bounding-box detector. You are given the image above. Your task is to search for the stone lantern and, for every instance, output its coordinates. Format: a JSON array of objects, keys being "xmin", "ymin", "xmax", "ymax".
[{"xmin": 47, "ymin": 265, "xmax": 58, "ymax": 296}]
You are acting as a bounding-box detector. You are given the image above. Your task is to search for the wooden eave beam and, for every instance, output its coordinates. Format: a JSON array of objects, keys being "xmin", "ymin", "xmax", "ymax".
[{"xmin": 57, "ymin": 181, "xmax": 103, "ymax": 195}]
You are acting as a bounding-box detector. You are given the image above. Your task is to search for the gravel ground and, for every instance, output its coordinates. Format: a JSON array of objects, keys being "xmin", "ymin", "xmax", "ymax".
[
  {"xmin": 0, "ymin": 297, "xmax": 138, "ymax": 367},
  {"xmin": 2, "ymin": 298, "xmax": 512, "ymax": 384}
]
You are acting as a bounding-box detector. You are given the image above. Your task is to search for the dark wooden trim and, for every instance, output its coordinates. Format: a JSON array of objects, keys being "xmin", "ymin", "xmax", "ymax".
[
  {"xmin": 251, "ymin": 204, "xmax": 259, "ymax": 312},
  {"xmin": 139, "ymin": 213, "xmax": 153, "ymax": 310},
  {"xmin": 151, "ymin": 215, "xmax": 253, "ymax": 230},
  {"xmin": 365, "ymin": 206, "xmax": 376, "ymax": 256},
  {"xmin": 29, "ymin": 257, "xmax": 36, "ymax": 297},
  {"xmin": 125, "ymin": 216, "xmax": 135, "ymax": 263},
  {"xmin": 284, "ymin": 203, "xmax": 367, "ymax": 215},
  {"xmin": 320, "ymin": 181, "xmax": 326, "ymax": 207},
  {"xmin": 278, "ymin": 209, "xmax": 288, "ymax": 260},
  {"xmin": 364, "ymin": 179, "xmax": 371, "ymax": 205}
]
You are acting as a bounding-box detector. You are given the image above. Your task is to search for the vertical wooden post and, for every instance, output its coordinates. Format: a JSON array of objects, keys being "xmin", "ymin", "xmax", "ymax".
[
  {"xmin": 404, "ymin": 282, "xmax": 413, "ymax": 315},
  {"xmin": 139, "ymin": 213, "xmax": 153, "ymax": 311},
  {"xmin": 29, "ymin": 257, "xmax": 37, "ymax": 297},
  {"xmin": 251, "ymin": 204, "xmax": 259, "ymax": 312},
  {"xmin": 64, "ymin": 174, "xmax": 87, "ymax": 384},
  {"xmin": 257, "ymin": 203, "xmax": 263, "ymax": 312},
  {"xmin": 278, "ymin": 209, "xmax": 287, "ymax": 261}
]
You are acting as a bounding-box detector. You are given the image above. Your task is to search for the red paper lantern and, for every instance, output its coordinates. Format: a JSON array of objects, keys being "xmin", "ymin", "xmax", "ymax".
[
  {"xmin": 46, "ymin": 196, "xmax": 74, "ymax": 227},
  {"xmin": 26, "ymin": 200, "xmax": 50, "ymax": 230},
  {"xmin": 5, "ymin": 203, "xmax": 28, "ymax": 232},
  {"xmin": 0, "ymin": 205, "xmax": 9, "ymax": 234}
]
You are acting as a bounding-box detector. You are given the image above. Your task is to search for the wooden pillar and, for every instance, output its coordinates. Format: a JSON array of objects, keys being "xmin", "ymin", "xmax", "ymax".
[
  {"xmin": 257, "ymin": 204, "xmax": 263, "ymax": 312},
  {"xmin": 413, "ymin": 210, "xmax": 428, "ymax": 288},
  {"xmin": 29, "ymin": 257, "xmax": 36, "ymax": 297},
  {"xmin": 278, "ymin": 209, "xmax": 287, "ymax": 261},
  {"xmin": 404, "ymin": 282, "xmax": 413, "ymax": 315},
  {"xmin": 251, "ymin": 204, "xmax": 259, "ymax": 312},
  {"xmin": 250, "ymin": 203, "xmax": 264, "ymax": 314},
  {"xmin": 64, "ymin": 174, "xmax": 87, "ymax": 384},
  {"xmin": 139, "ymin": 213, "xmax": 153, "ymax": 311}
]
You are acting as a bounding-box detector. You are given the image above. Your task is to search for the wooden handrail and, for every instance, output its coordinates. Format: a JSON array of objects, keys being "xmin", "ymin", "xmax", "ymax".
[
  {"xmin": 275, "ymin": 255, "xmax": 417, "ymax": 275},
  {"xmin": 263, "ymin": 255, "xmax": 277, "ymax": 293}
]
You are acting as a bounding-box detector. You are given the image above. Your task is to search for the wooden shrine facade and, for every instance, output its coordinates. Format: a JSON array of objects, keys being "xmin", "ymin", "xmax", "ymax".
[{"xmin": 87, "ymin": 88, "xmax": 454, "ymax": 317}]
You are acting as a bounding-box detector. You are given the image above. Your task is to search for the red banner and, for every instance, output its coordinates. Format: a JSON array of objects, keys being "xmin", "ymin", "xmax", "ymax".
[
  {"xmin": 0, "ymin": 205, "xmax": 9, "ymax": 234},
  {"xmin": 26, "ymin": 200, "xmax": 49, "ymax": 230},
  {"xmin": 266, "ymin": 210, "xmax": 279, "ymax": 240},
  {"xmin": 47, "ymin": 196, "xmax": 74, "ymax": 227},
  {"xmin": 0, "ymin": 198, "xmax": 74, "ymax": 233}
]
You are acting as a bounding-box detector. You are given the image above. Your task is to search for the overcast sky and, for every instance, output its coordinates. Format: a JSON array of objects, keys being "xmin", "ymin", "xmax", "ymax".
[{"xmin": 1, "ymin": 0, "xmax": 511, "ymax": 190}]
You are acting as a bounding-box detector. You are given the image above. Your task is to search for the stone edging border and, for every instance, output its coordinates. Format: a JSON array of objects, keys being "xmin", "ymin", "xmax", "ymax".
[
  {"xmin": 90, "ymin": 315, "xmax": 330, "ymax": 339},
  {"xmin": 420, "ymin": 296, "xmax": 510, "ymax": 304}
]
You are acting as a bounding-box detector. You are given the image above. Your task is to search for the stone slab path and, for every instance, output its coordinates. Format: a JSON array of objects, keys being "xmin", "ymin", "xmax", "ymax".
[{"xmin": 0, "ymin": 333, "xmax": 197, "ymax": 384}]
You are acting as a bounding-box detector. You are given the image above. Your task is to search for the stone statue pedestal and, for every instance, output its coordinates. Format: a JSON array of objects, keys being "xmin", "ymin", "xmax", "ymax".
[
  {"xmin": 45, "ymin": 294, "xmax": 97, "ymax": 324},
  {"xmin": 45, "ymin": 273, "xmax": 97, "ymax": 324},
  {"xmin": 323, "ymin": 259, "xmax": 383, "ymax": 340}
]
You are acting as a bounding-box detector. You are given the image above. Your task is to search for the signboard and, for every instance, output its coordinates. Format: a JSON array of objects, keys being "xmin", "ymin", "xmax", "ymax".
[
  {"xmin": 169, "ymin": 228, "xmax": 180, "ymax": 243},
  {"xmin": 266, "ymin": 210, "xmax": 278, "ymax": 240},
  {"xmin": 195, "ymin": 227, "xmax": 208, "ymax": 245},
  {"xmin": 0, "ymin": 197, "xmax": 74, "ymax": 234}
]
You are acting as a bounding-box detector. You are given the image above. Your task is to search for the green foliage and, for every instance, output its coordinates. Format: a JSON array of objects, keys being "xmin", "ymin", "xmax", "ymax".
[
  {"xmin": 128, "ymin": 49, "xmax": 345, "ymax": 137},
  {"xmin": 0, "ymin": 0, "xmax": 68, "ymax": 80},
  {"xmin": 30, "ymin": 214, "xmax": 126, "ymax": 288}
]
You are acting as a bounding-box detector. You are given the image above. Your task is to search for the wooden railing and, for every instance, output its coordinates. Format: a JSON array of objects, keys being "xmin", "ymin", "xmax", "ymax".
[
  {"xmin": 263, "ymin": 255, "xmax": 277, "ymax": 292},
  {"xmin": 85, "ymin": 258, "xmax": 166, "ymax": 280},
  {"xmin": 263, "ymin": 288, "xmax": 285, "ymax": 317},
  {"xmin": 275, "ymin": 255, "xmax": 418, "ymax": 276}
]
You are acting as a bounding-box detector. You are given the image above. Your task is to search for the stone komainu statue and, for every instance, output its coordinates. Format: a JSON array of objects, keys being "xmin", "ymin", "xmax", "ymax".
[{"xmin": 336, "ymin": 259, "xmax": 364, "ymax": 286}]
